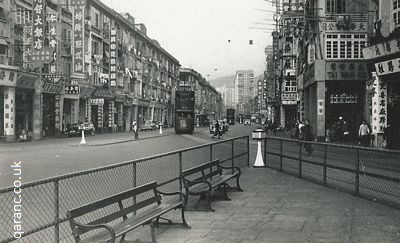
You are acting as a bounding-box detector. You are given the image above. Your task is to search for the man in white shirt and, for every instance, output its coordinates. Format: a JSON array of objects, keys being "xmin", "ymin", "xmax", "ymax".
[{"xmin": 358, "ymin": 120, "xmax": 370, "ymax": 147}]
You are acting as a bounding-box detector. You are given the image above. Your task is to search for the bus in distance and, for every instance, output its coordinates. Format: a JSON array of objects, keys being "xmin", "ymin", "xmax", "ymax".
[{"xmin": 175, "ymin": 90, "xmax": 195, "ymax": 134}]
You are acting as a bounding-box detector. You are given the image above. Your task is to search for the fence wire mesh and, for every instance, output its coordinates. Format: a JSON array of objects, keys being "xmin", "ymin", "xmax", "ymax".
[
  {"xmin": 0, "ymin": 136, "xmax": 248, "ymax": 243},
  {"xmin": 265, "ymin": 137, "xmax": 400, "ymax": 209}
]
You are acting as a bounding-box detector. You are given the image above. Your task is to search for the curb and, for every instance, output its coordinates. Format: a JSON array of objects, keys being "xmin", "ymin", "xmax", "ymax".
[{"xmin": 70, "ymin": 134, "xmax": 169, "ymax": 147}]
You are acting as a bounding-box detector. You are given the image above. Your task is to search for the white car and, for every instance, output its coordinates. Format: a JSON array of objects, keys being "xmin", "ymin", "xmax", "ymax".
[{"xmin": 244, "ymin": 119, "xmax": 251, "ymax": 125}]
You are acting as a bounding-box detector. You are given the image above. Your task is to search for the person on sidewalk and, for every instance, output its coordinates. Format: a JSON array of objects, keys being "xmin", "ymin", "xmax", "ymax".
[
  {"xmin": 358, "ymin": 120, "xmax": 370, "ymax": 147},
  {"xmin": 343, "ymin": 121, "xmax": 350, "ymax": 142},
  {"xmin": 302, "ymin": 119, "xmax": 315, "ymax": 155},
  {"xmin": 132, "ymin": 121, "xmax": 139, "ymax": 140}
]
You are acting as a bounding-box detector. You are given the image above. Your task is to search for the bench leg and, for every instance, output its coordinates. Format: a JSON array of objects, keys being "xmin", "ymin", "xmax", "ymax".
[
  {"xmin": 150, "ymin": 221, "xmax": 157, "ymax": 243},
  {"xmin": 205, "ymin": 192, "xmax": 215, "ymax": 212},
  {"xmin": 181, "ymin": 206, "xmax": 191, "ymax": 229}
]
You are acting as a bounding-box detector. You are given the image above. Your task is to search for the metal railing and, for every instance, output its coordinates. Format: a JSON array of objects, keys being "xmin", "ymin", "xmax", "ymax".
[
  {"xmin": 0, "ymin": 136, "xmax": 249, "ymax": 243},
  {"xmin": 264, "ymin": 136, "xmax": 400, "ymax": 209}
]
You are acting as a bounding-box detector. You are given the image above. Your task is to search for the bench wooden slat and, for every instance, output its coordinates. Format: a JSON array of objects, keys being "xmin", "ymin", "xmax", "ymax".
[
  {"xmin": 76, "ymin": 196, "xmax": 160, "ymax": 235},
  {"xmin": 182, "ymin": 159, "xmax": 219, "ymax": 177},
  {"xmin": 68, "ymin": 181, "xmax": 157, "ymax": 218},
  {"xmin": 80, "ymin": 201, "xmax": 183, "ymax": 243}
]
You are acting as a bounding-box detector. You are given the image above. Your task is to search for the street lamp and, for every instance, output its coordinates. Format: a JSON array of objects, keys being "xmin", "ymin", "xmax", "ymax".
[{"xmin": 252, "ymin": 128, "xmax": 267, "ymax": 167}]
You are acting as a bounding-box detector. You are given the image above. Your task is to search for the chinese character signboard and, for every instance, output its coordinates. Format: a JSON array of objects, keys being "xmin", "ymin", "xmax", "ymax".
[
  {"xmin": 65, "ymin": 85, "xmax": 80, "ymax": 95},
  {"xmin": 0, "ymin": 68, "xmax": 18, "ymax": 87},
  {"xmin": 320, "ymin": 20, "xmax": 367, "ymax": 33},
  {"xmin": 371, "ymin": 72, "xmax": 387, "ymax": 134},
  {"xmin": 72, "ymin": 1, "xmax": 85, "ymax": 74},
  {"xmin": 23, "ymin": 25, "xmax": 32, "ymax": 69},
  {"xmin": 110, "ymin": 28, "xmax": 117, "ymax": 87},
  {"xmin": 374, "ymin": 57, "xmax": 400, "ymax": 76},
  {"xmin": 48, "ymin": 13, "xmax": 58, "ymax": 73},
  {"xmin": 32, "ymin": 0, "xmax": 45, "ymax": 52},
  {"xmin": 363, "ymin": 38, "xmax": 400, "ymax": 59},
  {"xmin": 325, "ymin": 62, "xmax": 368, "ymax": 81}
]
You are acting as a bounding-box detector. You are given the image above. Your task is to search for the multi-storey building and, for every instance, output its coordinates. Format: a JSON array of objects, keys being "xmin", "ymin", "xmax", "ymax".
[
  {"xmin": 296, "ymin": 0, "xmax": 375, "ymax": 140},
  {"xmin": 234, "ymin": 70, "xmax": 254, "ymax": 114},
  {"xmin": 264, "ymin": 45, "xmax": 277, "ymax": 122},
  {"xmin": 217, "ymin": 87, "xmax": 235, "ymax": 109},
  {"xmin": 0, "ymin": 0, "xmax": 180, "ymax": 142},
  {"xmin": 179, "ymin": 68, "xmax": 223, "ymax": 122},
  {"xmin": 276, "ymin": 0, "xmax": 305, "ymax": 129},
  {"xmin": 361, "ymin": 0, "xmax": 400, "ymax": 148}
]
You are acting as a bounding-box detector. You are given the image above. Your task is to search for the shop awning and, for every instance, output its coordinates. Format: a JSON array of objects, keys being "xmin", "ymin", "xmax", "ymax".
[
  {"xmin": 16, "ymin": 73, "xmax": 38, "ymax": 90},
  {"xmin": 79, "ymin": 86, "xmax": 95, "ymax": 99},
  {"xmin": 92, "ymin": 87, "xmax": 114, "ymax": 99},
  {"xmin": 0, "ymin": 38, "xmax": 8, "ymax": 46}
]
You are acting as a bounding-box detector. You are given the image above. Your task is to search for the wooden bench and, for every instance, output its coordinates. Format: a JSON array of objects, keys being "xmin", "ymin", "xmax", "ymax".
[
  {"xmin": 67, "ymin": 181, "xmax": 190, "ymax": 243},
  {"xmin": 182, "ymin": 159, "xmax": 243, "ymax": 212}
]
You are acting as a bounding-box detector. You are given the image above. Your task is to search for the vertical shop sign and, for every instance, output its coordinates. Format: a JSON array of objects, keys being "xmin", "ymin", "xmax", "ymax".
[
  {"xmin": 97, "ymin": 104, "xmax": 103, "ymax": 128},
  {"xmin": 72, "ymin": 1, "xmax": 85, "ymax": 74},
  {"xmin": 31, "ymin": 0, "xmax": 46, "ymax": 61},
  {"xmin": 371, "ymin": 72, "xmax": 387, "ymax": 134},
  {"xmin": 48, "ymin": 13, "xmax": 58, "ymax": 74},
  {"xmin": 118, "ymin": 104, "xmax": 123, "ymax": 127},
  {"xmin": 110, "ymin": 28, "xmax": 117, "ymax": 87},
  {"xmin": 55, "ymin": 95, "xmax": 61, "ymax": 130},
  {"xmin": 23, "ymin": 25, "xmax": 32, "ymax": 69},
  {"xmin": 108, "ymin": 101, "xmax": 114, "ymax": 128}
]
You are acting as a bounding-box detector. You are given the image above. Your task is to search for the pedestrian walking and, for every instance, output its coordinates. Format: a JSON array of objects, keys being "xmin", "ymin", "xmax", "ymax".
[
  {"xmin": 132, "ymin": 121, "xmax": 139, "ymax": 140},
  {"xmin": 212, "ymin": 120, "xmax": 221, "ymax": 139},
  {"xmin": 358, "ymin": 120, "xmax": 370, "ymax": 147},
  {"xmin": 302, "ymin": 119, "xmax": 314, "ymax": 155}
]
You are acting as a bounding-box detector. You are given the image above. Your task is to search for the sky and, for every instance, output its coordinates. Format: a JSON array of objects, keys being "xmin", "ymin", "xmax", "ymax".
[{"xmin": 101, "ymin": 0, "xmax": 276, "ymax": 80}]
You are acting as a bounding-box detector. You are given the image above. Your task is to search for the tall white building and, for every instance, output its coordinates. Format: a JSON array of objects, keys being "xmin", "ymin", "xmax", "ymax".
[
  {"xmin": 217, "ymin": 87, "xmax": 235, "ymax": 108},
  {"xmin": 234, "ymin": 70, "xmax": 254, "ymax": 112}
]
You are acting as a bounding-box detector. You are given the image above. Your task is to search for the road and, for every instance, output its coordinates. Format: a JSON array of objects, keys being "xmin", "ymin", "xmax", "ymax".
[{"xmin": 0, "ymin": 125, "xmax": 259, "ymax": 189}]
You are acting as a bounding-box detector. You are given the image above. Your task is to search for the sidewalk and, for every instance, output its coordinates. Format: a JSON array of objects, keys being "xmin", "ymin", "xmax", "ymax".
[
  {"xmin": 73, "ymin": 128, "xmax": 173, "ymax": 146},
  {"xmin": 124, "ymin": 167, "xmax": 400, "ymax": 243}
]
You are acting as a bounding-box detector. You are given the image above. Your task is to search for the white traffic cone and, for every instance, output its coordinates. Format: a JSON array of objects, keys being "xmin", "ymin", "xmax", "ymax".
[
  {"xmin": 80, "ymin": 130, "xmax": 86, "ymax": 145},
  {"xmin": 159, "ymin": 125, "xmax": 163, "ymax": 135}
]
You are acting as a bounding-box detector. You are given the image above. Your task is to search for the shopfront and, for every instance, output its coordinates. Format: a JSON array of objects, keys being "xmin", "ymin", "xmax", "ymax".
[
  {"xmin": 42, "ymin": 82, "xmax": 63, "ymax": 137},
  {"xmin": 91, "ymin": 87, "xmax": 114, "ymax": 133}
]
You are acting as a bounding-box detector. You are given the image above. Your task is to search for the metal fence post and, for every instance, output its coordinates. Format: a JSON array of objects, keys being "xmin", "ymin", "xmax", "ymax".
[
  {"xmin": 280, "ymin": 140, "xmax": 283, "ymax": 171},
  {"xmin": 323, "ymin": 144, "xmax": 327, "ymax": 185},
  {"xmin": 355, "ymin": 147, "xmax": 360, "ymax": 196},
  {"xmin": 133, "ymin": 162, "xmax": 137, "ymax": 213},
  {"xmin": 210, "ymin": 143, "xmax": 213, "ymax": 162},
  {"xmin": 54, "ymin": 180, "xmax": 59, "ymax": 243},
  {"xmin": 247, "ymin": 136, "xmax": 250, "ymax": 167},
  {"xmin": 231, "ymin": 139, "xmax": 234, "ymax": 173},
  {"xmin": 179, "ymin": 151, "xmax": 183, "ymax": 198},
  {"xmin": 299, "ymin": 141, "xmax": 303, "ymax": 178}
]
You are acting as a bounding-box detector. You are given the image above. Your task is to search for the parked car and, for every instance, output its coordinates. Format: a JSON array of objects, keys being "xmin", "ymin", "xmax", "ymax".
[
  {"xmin": 140, "ymin": 120, "xmax": 158, "ymax": 131},
  {"xmin": 244, "ymin": 119, "xmax": 251, "ymax": 125},
  {"xmin": 65, "ymin": 122, "xmax": 95, "ymax": 137}
]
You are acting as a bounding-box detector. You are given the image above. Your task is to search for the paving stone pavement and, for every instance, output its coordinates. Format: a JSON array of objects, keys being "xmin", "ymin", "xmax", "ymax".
[{"xmin": 121, "ymin": 167, "xmax": 400, "ymax": 243}]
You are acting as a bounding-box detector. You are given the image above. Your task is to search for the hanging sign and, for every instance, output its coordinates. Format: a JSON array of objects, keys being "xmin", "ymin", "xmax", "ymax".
[
  {"xmin": 110, "ymin": 28, "xmax": 117, "ymax": 87},
  {"xmin": 371, "ymin": 72, "xmax": 387, "ymax": 134},
  {"xmin": 72, "ymin": 2, "xmax": 85, "ymax": 74}
]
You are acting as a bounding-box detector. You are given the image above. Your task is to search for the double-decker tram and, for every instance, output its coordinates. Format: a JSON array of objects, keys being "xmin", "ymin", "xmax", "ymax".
[{"xmin": 175, "ymin": 90, "xmax": 195, "ymax": 134}]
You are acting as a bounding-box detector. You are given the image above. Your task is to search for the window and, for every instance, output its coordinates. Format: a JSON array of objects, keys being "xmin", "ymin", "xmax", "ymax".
[
  {"xmin": 15, "ymin": 7, "xmax": 31, "ymax": 25},
  {"xmin": 90, "ymin": 8, "xmax": 100, "ymax": 28},
  {"xmin": 326, "ymin": 34, "xmax": 367, "ymax": 60},
  {"xmin": 326, "ymin": 0, "xmax": 346, "ymax": 14},
  {"xmin": 394, "ymin": 0, "xmax": 400, "ymax": 27}
]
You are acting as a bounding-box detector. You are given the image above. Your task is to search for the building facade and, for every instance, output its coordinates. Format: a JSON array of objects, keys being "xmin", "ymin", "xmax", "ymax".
[
  {"xmin": 362, "ymin": 0, "xmax": 400, "ymax": 148},
  {"xmin": 179, "ymin": 68, "xmax": 223, "ymax": 123},
  {"xmin": 234, "ymin": 70, "xmax": 254, "ymax": 115},
  {"xmin": 0, "ymin": 0, "xmax": 180, "ymax": 142},
  {"xmin": 296, "ymin": 0, "xmax": 375, "ymax": 140}
]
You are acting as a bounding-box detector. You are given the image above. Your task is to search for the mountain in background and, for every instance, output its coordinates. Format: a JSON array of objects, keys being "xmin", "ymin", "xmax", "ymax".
[
  {"xmin": 209, "ymin": 73, "xmax": 264, "ymax": 89},
  {"xmin": 208, "ymin": 75, "xmax": 236, "ymax": 89}
]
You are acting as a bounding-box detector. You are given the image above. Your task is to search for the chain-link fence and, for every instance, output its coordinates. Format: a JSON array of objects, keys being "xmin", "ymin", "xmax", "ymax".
[
  {"xmin": 0, "ymin": 136, "xmax": 249, "ymax": 243},
  {"xmin": 264, "ymin": 136, "xmax": 400, "ymax": 209}
]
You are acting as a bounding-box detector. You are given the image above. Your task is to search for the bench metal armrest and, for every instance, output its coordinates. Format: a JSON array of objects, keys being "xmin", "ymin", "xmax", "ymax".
[
  {"xmin": 155, "ymin": 189, "xmax": 188, "ymax": 206},
  {"xmin": 218, "ymin": 165, "xmax": 241, "ymax": 175},
  {"xmin": 71, "ymin": 219, "xmax": 116, "ymax": 241}
]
